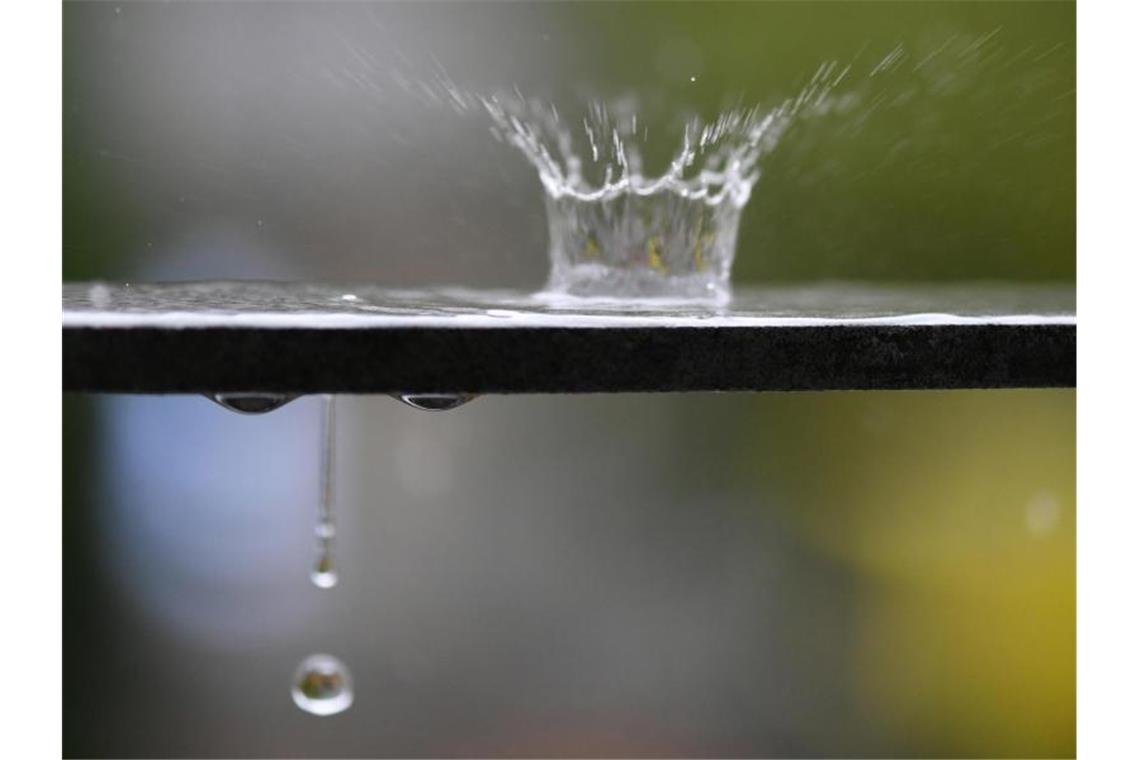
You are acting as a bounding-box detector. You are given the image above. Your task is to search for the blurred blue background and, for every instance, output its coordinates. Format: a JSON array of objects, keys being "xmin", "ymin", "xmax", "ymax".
[{"xmin": 64, "ymin": 2, "xmax": 1074, "ymax": 757}]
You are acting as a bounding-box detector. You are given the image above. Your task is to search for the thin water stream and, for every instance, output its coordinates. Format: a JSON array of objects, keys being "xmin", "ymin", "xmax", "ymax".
[
  {"xmin": 285, "ymin": 393, "xmax": 475, "ymax": 716},
  {"xmin": 291, "ymin": 395, "xmax": 353, "ymax": 716}
]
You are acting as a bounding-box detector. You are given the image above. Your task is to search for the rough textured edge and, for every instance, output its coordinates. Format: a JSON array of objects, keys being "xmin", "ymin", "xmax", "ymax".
[{"xmin": 62, "ymin": 309, "xmax": 1075, "ymax": 329}]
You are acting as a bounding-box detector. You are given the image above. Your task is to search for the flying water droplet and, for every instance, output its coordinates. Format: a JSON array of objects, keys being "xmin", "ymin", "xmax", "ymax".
[
  {"xmin": 292, "ymin": 400, "xmax": 350, "ymax": 716},
  {"xmin": 395, "ymin": 393, "xmax": 477, "ymax": 412},
  {"xmin": 292, "ymin": 653, "xmax": 354, "ymax": 716},
  {"xmin": 311, "ymin": 551, "xmax": 338, "ymax": 589},
  {"xmin": 208, "ymin": 393, "xmax": 297, "ymax": 415},
  {"xmin": 312, "ymin": 395, "xmax": 338, "ymax": 588}
]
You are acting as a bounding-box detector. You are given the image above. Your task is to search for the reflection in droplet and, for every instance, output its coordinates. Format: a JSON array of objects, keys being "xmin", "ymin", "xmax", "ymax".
[
  {"xmin": 292, "ymin": 653, "xmax": 354, "ymax": 716},
  {"xmin": 208, "ymin": 393, "xmax": 297, "ymax": 415},
  {"xmin": 312, "ymin": 395, "xmax": 337, "ymax": 588},
  {"xmin": 395, "ymin": 393, "xmax": 477, "ymax": 412}
]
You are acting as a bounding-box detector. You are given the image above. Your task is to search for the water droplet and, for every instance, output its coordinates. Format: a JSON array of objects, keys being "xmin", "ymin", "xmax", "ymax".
[
  {"xmin": 291, "ymin": 653, "xmax": 353, "ymax": 716},
  {"xmin": 395, "ymin": 393, "xmax": 476, "ymax": 412},
  {"xmin": 208, "ymin": 393, "xmax": 297, "ymax": 415},
  {"xmin": 689, "ymin": 75, "xmax": 697, "ymax": 83},
  {"xmin": 310, "ymin": 553, "xmax": 338, "ymax": 589},
  {"xmin": 312, "ymin": 395, "xmax": 338, "ymax": 588}
]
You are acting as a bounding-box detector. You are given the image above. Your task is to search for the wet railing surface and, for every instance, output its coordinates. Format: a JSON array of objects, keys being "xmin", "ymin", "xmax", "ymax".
[{"xmin": 63, "ymin": 281, "xmax": 1075, "ymax": 394}]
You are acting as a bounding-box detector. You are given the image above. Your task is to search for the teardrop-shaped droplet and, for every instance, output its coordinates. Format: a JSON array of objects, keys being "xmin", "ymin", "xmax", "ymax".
[
  {"xmin": 394, "ymin": 393, "xmax": 477, "ymax": 412},
  {"xmin": 208, "ymin": 393, "xmax": 297, "ymax": 415},
  {"xmin": 310, "ymin": 550, "xmax": 338, "ymax": 589},
  {"xmin": 292, "ymin": 653, "xmax": 354, "ymax": 716}
]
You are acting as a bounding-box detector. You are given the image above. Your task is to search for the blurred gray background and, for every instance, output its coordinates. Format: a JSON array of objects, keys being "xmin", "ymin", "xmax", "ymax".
[{"xmin": 64, "ymin": 2, "xmax": 1074, "ymax": 757}]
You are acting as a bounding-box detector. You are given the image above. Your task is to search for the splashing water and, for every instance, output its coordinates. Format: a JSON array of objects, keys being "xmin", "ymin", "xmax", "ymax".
[
  {"xmin": 311, "ymin": 395, "xmax": 338, "ymax": 589},
  {"xmin": 440, "ymin": 63, "xmax": 852, "ymax": 302}
]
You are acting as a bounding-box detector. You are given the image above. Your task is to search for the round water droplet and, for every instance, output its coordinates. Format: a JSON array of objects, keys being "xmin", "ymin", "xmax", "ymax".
[
  {"xmin": 395, "ymin": 393, "xmax": 477, "ymax": 412},
  {"xmin": 292, "ymin": 653, "xmax": 353, "ymax": 716},
  {"xmin": 208, "ymin": 393, "xmax": 297, "ymax": 415},
  {"xmin": 310, "ymin": 552, "xmax": 338, "ymax": 589}
]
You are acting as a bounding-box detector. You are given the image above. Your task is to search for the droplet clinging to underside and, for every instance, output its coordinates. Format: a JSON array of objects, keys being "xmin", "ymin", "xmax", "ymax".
[
  {"xmin": 394, "ymin": 393, "xmax": 477, "ymax": 412},
  {"xmin": 207, "ymin": 393, "xmax": 297, "ymax": 415}
]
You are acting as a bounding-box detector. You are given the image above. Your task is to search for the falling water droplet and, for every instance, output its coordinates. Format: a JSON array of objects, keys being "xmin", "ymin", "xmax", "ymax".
[
  {"xmin": 312, "ymin": 395, "xmax": 338, "ymax": 588},
  {"xmin": 395, "ymin": 393, "xmax": 477, "ymax": 412},
  {"xmin": 208, "ymin": 393, "xmax": 297, "ymax": 415},
  {"xmin": 311, "ymin": 550, "xmax": 338, "ymax": 589},
  {"xmin": 292, "ymin": 653, "xmax": 354, "ymax": 716}
]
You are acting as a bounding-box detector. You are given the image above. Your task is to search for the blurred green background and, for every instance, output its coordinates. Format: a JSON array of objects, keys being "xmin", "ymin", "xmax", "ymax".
[{"xmin": 64, "ymin": 2, "xmax": 1073, "ymax": 757}]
